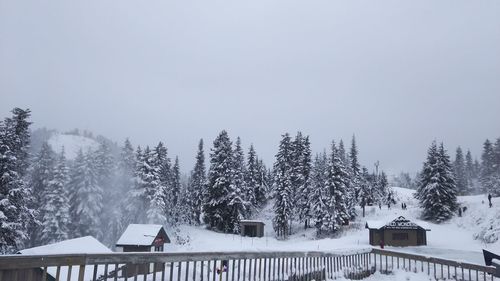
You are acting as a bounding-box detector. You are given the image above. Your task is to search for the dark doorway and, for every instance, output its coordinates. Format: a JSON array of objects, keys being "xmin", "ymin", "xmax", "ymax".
[{"xmin": 243, "ymin": 225, "xmax": 258, "ymax": 237}]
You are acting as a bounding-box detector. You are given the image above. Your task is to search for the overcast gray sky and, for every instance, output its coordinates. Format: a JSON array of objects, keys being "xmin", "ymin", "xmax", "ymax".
[{"xmin": 1, "ymin": 0, "xmax": 500, "ymax": 175}]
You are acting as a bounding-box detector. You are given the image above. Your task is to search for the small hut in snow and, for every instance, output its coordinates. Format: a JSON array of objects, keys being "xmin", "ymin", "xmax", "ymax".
[
  {"xmin": 366, "ymin": 216, "xmax": 430, "ymax": 247},
  {"xmin": 116, "ymin": 224, "xmax": 171, "ymax": 277},
  {"xmin": 116, "ymin": 224, "xmax": 170, "ymax": 252},
  {"xmin": 240, "ymin": 220, "xmax": 265, "ymax": 238}
]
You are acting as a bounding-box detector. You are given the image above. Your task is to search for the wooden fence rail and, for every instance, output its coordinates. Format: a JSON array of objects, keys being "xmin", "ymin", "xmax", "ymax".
[{"xmin": 0, "ymin": 248, "xmax": 496, "ymax": 281}]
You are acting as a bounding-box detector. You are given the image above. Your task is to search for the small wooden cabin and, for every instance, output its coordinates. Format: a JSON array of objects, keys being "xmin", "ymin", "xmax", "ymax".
[
  {"xmin": 240, "ymin": 220, "xmax": 265, "ymax": 238},
  {"xmin": 116, "ymin": 224, "xmax": 171, "ymax": 277},
  {"xmin": 366, "ymin": 216, "xmax": 430, "ymax": 247}
]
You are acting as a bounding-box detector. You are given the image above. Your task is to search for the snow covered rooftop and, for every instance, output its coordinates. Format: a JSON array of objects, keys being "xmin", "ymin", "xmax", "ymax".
[
  {"xmin": 116, "ymin": 224, "xmax": 167, "ymax": 246},
  {"xmin": 19, "ymin": 236, "xmax": 113, "ymax": 281},
  {"xmin": 366, "ymin": 216, "xmax": 430, "ymax": 231},
  {"xmin": 19, "ymin": 236, "xmax": 111, "ymax": 255},
  {"xmin": 365, "ymin": 220, "xmax": 386, "ymax": 229},
  {"xmin": 240, "ymin": 220, "xmax": 265, "ymax": 224}
]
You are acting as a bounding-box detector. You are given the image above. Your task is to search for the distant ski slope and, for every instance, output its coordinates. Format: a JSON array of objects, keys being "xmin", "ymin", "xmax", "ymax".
[{"xmin": 47, "ymin": 133, "xmax": 100, "ymax": 159}]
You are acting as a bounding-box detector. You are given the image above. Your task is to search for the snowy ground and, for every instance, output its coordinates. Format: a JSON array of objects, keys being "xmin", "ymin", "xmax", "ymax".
[
  {"xmin": 333, "ymin": 270, "xmax": 439, "ymax": 281},
  {"xmin": 167, "ymin": 187, "xmax": 500, "ymax": 266}
]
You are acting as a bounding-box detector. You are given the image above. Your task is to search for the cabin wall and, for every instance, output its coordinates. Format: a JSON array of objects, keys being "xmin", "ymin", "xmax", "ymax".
[
  {"xmin": 383, "ymin": 229, "xmax": 418, "ymax": 246},
  {"xmin": 416, "ymin": 229, "xmax": 427, "ymax": 245},
  {"xmin": 240, "ymin": 223, "xmax": 265, "ymax": 238},
  {"xmin": 1, "ymin": 268, "xmax": 53, "ymax": 281},
  {"xmin": 369, "ymin": 229, "xmax": 381, "ymax": 246},
  {"xmin": 122, "ymin": 245, "xmax": 151, "ymax": 252}
]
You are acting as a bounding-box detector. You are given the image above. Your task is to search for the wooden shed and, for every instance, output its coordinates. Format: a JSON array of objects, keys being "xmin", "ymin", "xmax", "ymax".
[
  {"xmin": 116, "ymin": 224, "xmax": 171, "ymax": 277},
  {"xmin": 366, "ymin": 216, "xmax": 430, "ymax": 247},
  {"xmin": 240, "ymin": 220, "xmax": 265, "ymax": 238}
]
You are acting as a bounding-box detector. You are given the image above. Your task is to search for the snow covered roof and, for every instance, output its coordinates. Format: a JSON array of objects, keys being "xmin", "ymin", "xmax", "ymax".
[
  {"xmin": 365, "ymin": 220, "xmax": 386, "ymax": 229},
  {"xmin": 19, "ymin": 236, "xmax": 113, "ymax": 281},
  {"xmin": 116, "ymin": 224, "xmax": 169, "ymax": 246},
  {"xmin": 19, "ymin": 236, "xmax": 112, "ymax": 255},
  {"xmin": 240, "ymin": 220, "xmax": 265, "ymax": 225},
  {"xmin": 366, "ymin": 216, "xmax": 430, "ymax": 231}
]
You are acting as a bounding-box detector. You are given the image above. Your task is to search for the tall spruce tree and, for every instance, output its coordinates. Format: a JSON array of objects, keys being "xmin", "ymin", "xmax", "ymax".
[
  {"xmin": 491, "ymin": 138, "xmax": 500, "ymax": 196},
  {"xmin": 142, "ymin": 146, "xmax": 166, "ymax": 225},
  {"xmin": 110, "ymin": 139, "xmax": 135, "ymax": 242},
  {"xmin": 480, "ymin": 139, "xmax": 497, "ymax": 194},
  {"xmin": 295, "ymin": 134, "xmax": 313, "ymax": 229},
  {"xmin": 154, "ymin": 142, "xmax": 171, "ymax": 215},
  {"xmin": 245, "ymin": 144, "xmax": 261, "ymax": 207},
  {"xmin": 40, "ymin": 150, "xmax": 70, "ymax": 244},
  {"xmin": 27, "ymin": 142, "xmax": 56, "ymax": 246},
  {"xmin": 338, "ymin": 139, "xmax": 348, "ymax": 165},
  {"xmin": 68, "ymin": 149, "xmax": 104, "ymax": 238},
  {"xmin": 124, "ymin": 146, "xmax": 148, "ymax": 224},
  {"xmin": 0, "ymin": 108, "xmax": 35, "ymax": 253},
  {"xmin": 93, "ymin": 141, "xmax": 116, "ymax": 243},
  {"xmin": 416, "ymin": 142, "xmax": 458, "ymax": 222},
  {"xmin": 346, "ymin": 135, "xmax": 360, "ymax": 219},
  {"xmin": 257, "ymin": 160, "xmax": 271, "ymax": 202},
  {"xmin": 273, "ymin": 133, "xmax": 293, "ymax": 238},
  {"xmin": 231, "ymin": 137, "xmax": 250, "ymax": 225},
  {"xmin": 465, "ymin": 150, "xmax": 476, "ymax": 191},
  {"xmin": 170, "ymin": 157, "xmax": 181, "ymax": 223},
  {"xmin": 311, "ymin": 152, "xmax": 332, "ymax": 235},
  {"xmin": 329, "ymin": 143, "xmax": 350, "ymax": 225},
  {"xmin": 188, "ymin": 139, "xmax": 206, "ymax": 225},
  {"xmin": 203, "ymin": 130, "xmax": 234, "ymax": 232},
  {"xmin": 454, "ymin": 147, "xmax": 468, "ymax": 195},
  {"xmin": 349, "ymin": 135, "xmax": 361, "ymax": 180},
  {"xmin": 358, "ymin": 167, "xmax": 372, "ymax": 217}
]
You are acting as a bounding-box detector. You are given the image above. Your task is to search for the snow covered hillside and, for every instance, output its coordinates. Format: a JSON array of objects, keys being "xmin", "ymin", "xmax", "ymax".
[
  {"xmin": 47, "ymin": 133, "xmax": 100, "ymax": 159},
  {"xmin": 168, "ymin": 187, "xmax": 500, "ymax": 266}
]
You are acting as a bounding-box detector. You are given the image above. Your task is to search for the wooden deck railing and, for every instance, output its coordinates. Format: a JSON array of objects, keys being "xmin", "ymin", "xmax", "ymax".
[
  {"xmin": 0, "ymin": 248, "xmax": 496, "ymax": 281},
  {"xmin": 371, "ymin": 248, "xmax": 497, "ymax": 281}
]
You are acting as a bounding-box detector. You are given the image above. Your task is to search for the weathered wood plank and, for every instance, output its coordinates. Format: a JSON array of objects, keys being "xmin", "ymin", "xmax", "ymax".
[
  {"xmin": 67, "ymin": 266, "xmax": 72, "ymax": 281},
  {"xmin": 115, "ymin": 263, "xmax": 119, "ymax": 281},
  {"xmin": 78, "ymin": 265, "xmax": 85, "ymax": 281},
  {"xmin": 263, "ymin": 258, "xmax": 267, "ymax": 281},
  {"xmin": 160, "ymin": 262, "xmax": 165, "ymax": 281},
  {"xmin": 200, "ymin": 261, "xmax": 204, "ymax": 281},
  {"xmin": 92, "ymin": 264, "xmax": 98, "ymax": 281},
  {"xmin": 232, "ymin": 260, "xmax": 236, "ymax": 281},
  {"xmin": 170, "ymin": 262, "xmax": 175, "ymax": 281},
  {"xmin": 179, "ymin": 261, "xmax": 184, "ymax": 281},
  {"xmin": 55, "ymin": 266, "xmax": 61, "ymax": 281},
  {"xmin": 192, "ymin": 261, "xmax": 197, "ymax": 281}
]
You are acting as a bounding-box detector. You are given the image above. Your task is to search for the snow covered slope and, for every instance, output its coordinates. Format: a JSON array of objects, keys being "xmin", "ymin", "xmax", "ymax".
[
  {"xmin": 169, "ymin": 187, "xmax": 500, "ymax": 266},
  {"xmin": 457, "ymin": 194, "xmax": 500, "ymax": 244},
  {"xmin": 47, "ymin": 133, "xmax": 99, "ymax": 159}
]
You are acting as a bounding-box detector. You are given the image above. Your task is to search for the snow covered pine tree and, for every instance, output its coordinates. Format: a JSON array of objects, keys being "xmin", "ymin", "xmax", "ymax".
[{"xmin": 416, "ymin": 141, "xmax": 458, "ymax": 222}]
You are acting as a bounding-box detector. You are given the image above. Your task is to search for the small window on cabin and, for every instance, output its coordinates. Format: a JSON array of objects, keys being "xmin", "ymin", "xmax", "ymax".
[
  {"xmin": 392, "ymin": 233, "xmax": 409, "ymax": 240},
  {"xmin": 154, "ymin": 245, "xmax": 163, "ymax": 252}
]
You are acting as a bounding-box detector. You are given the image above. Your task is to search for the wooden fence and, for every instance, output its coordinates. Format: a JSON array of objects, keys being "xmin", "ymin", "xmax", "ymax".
[{"xmin": 0, "ymin": 248, "xmax": 496, "ymax": 281}]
